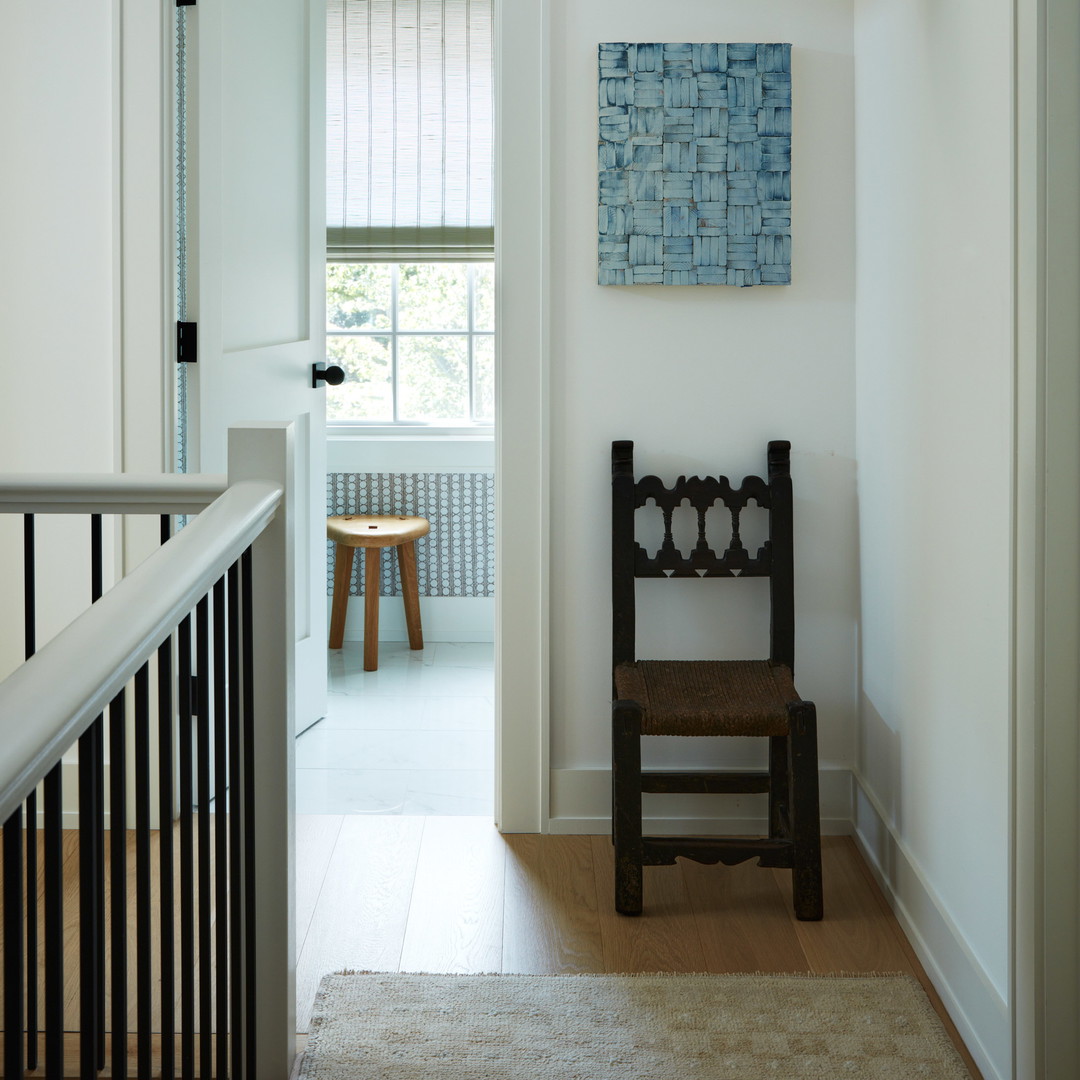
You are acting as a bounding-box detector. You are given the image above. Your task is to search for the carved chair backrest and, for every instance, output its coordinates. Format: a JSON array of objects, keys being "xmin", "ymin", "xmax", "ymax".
[{"xmin": 611, "ymin": 440, "xmax": 794, "ymax": 672}]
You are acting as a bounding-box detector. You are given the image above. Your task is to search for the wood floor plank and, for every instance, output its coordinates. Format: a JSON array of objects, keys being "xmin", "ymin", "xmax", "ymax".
[
  {"xmin": 681, "ymin": 854, "xmax": 812, "ymax": 974},
  {"xmin": 59, "ymin": 829, "xmax": 86, "ymax": 1032},
  {"xmin": 399, "ymin": 816, "xmax": 505, "ymax": 974},
  {"xmin": 295, "ymin": 815, "xmax": 424, "ymax": 1033},
  {"xmin": 775, "ymin": 837, "xmax": 916, "ymax": 975},
  {"xmin": 2, "ymin": 819, "xmax": 982, "ymax": 1077},
  {"xmin": 0, "ymin": 1031, "xmax": 220, "ymax": 1079},
  {"xmin": 295, "ymin": 815, "xmax": 344, "ymax": 957},
  {"xmin": 590, "ymin": 837, "xmax": 707, "ymax": 973},
  {"xmin": 502, "ymin": 834, "xmax": 604, "ymax": 974}
]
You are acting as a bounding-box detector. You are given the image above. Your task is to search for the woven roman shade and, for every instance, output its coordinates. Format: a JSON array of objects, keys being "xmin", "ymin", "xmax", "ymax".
[{"xmin": 327, "ymin": 0, "xmax": 494, "ymax": 263}]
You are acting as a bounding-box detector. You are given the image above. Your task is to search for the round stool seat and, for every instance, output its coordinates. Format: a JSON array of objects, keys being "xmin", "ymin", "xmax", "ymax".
[{"xmin": 327, "ymin": 513, "xmax": 430, "ymax": 548}]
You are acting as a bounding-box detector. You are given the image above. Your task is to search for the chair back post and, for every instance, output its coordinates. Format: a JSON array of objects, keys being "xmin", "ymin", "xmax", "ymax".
[
  {"xmin": 767, "ymin": 440, "xmax": 795, "ymax": 671},
  {"xmin": 611, "ymin": 441, "xmax": 637, "ymax": 675}
]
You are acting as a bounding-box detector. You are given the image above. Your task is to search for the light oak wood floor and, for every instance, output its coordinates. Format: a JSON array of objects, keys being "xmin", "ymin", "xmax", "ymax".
[
  {"xmin": 1, "ymin": 819, "xmax": 981, "ymax": 1078},
  {"xmin": 296, "ymin": 815, "xmax": 981, "ymax": 1079}
]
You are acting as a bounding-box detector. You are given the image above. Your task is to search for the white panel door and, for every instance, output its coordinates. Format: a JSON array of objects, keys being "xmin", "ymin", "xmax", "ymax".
[{"xmin": 188, "ymin": 0, "xmax": 326, "ymax": 730}]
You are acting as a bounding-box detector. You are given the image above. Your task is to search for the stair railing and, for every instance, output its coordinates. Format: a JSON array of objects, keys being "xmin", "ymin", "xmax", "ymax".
[{"xmin": 0, "ymin": 422, "xmax": 296, "ymax": 1080}]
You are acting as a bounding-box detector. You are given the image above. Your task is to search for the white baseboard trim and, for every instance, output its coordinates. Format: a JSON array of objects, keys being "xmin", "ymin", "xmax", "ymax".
[
  {"xmin": 851, "ymin": 774, "xmax": 1009, "ymax": 1080},
  {"xmin": 547, "ymin": 765, "xmax": 855, "ymax": 836},
  {"xmin": 334, "ymin": 596, "xmax": 495, "ymax": 643}
]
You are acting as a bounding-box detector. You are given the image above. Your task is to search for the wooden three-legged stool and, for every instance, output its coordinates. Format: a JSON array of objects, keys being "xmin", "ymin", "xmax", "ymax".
[{"xmin": 327, "ymin": 514, "xmax": 430, "ymax": 671}]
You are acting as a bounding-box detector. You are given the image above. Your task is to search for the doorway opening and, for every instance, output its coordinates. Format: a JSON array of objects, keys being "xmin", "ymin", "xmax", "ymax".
[
  {"xmin": 298, "ymin": 260, "xmax": 496, "ymax": 816},
  {"xmin": 295, "ymin": 0, "xmax": 497, "ymax": 818}
]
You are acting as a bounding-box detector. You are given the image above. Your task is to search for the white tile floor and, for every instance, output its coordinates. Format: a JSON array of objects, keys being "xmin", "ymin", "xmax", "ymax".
[{"xmin": 295, "ymin": 641, "xmax": 494, "ymax": 816}]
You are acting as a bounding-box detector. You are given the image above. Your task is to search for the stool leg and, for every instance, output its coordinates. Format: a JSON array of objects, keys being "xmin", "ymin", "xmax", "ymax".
[
  {"xmin": 363, "ymin": 547, "xmax": 381, "ymax": 672},
  {"xmin": 329, "ymin": 544, "xmax": 354, "ymax": 650},
  {"xmin": 397, "ymin": 540, "xmax": 423, "ymax": 651}
]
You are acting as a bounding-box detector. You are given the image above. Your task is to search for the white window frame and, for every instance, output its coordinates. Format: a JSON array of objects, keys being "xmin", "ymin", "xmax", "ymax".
[{"xmin": 327, "ymin": 260, "xmax": 495, "ymax": 438}]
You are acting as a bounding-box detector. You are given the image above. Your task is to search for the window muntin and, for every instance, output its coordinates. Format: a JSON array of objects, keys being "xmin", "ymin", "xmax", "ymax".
[{"xmin": 326, "ymin": 261, "xmax": 494, "ymax": 427}]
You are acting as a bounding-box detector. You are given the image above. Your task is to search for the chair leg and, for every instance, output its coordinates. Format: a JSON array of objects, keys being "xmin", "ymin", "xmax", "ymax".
[
  {"xmin": 396, "ymin": 540, "xmax": 423, "ymax": 651},
  {"xmin": 612, "ymin": 700, "xmax": 644, "ymax": 915},
  {"xmin": 788, "ymin": 701, "xmax": 823, "ymax": 921},
  {"xmin": 363, "ymin": 547, "xmax": 381, "ymax": 672},
  {"xmin": 329, "ymin": 544, "xmax": 354, "ymax": 650},
  {"xmin": 768, "ymin": 735, "xmax": 791, "ymax": 840}
]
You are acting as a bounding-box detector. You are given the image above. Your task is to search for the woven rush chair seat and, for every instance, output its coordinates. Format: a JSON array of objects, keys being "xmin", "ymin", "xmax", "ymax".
[{"xmin": 614, "ymin": 660, "xmax": 798, "ymax": 737}]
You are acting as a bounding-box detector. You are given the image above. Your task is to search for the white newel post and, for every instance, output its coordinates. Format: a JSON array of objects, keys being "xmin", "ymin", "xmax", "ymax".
[{"xmin": 228, "ymin": 422, "xmax": 297, "ymax": 1078}]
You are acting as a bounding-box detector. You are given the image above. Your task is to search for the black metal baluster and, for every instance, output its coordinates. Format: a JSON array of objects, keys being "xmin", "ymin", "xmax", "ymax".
[
  {"xmin": 91, "ymin": 513, "xmax": 103, "ymax": 599},
  {"xmin": 178, "ymin": 615, "xmax": 195, "ymax": 1078},
  {"xmin": 159, "ymin": 628, "xmax": 177, "ymax": 1080},
  {"xmin": 227, "ymin": 562, "xmax": 243, "ymax": 1080},
  {"xmin": 94, "ymin": 718, "xmax": 107, "ymax": 1070},
  {"xmin": 23, "ymin": 514, "xmax": 35, "ymax": 652},
  {"xmin": 241, "ymin": 548, "xmax": 256, "ymax": 1078},
  {"xmin": 78, "ymin": 726, "xmax": 102, "ymax": 1078},
  {"xmin": 23, "ymin": 514, "xmax": 38, "ymax": 1072},
  {"xmin": 25, "ymin": 792, "xmax": 37, "ymax": 1074},
  {"xmin": 24, "ymin": 786, "xmax": 36, "ymax": 1071},
  {"xmin": 134, "ymin": 664, "xmax": 152, "ymax": 1079},
  {"xmin": 162, "ymin": 469, "xmax": 177, "ymax": 1080},
  {"xmin": 24, "ymin": 794, "xmax": 37, "ymax": 1071},
  {"xmin": 90, "ymin": 513, "xmax": 106, "ymax": 1069},
  {"xmin": 214, "ymin": 577, "xmax": 230, "ymax": 1079},
  {"xmin": 196, "ymin": 595, "xmax": 213, "ymax": 1077},
  {"xmin": 4, "ymin": 806, "xmax": 25, "ymax": 1080},
  {"xmin": 109, "ymin": 689, "xmax": 128, "ymax": 1079},
  {"xmin": 43, "ymin": 764, "xmax": 63, "ymax": 1080}
]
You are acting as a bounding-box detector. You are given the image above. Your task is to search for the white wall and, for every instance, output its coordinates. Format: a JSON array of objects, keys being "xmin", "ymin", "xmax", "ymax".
[
  {"xmin": 545, "ymin": 0, "xmax": 858, "ymax": 827},
  {"xmin": 853, "ymin": 2, "xmax": 1013, "ymax": 1076},
  {"xmin": 0, "ymin": 0, "xmax": 121, "ymax": 677},
  {"xmin": 0, "ymin": 1, "xmax": 119, "ymax": 472}
]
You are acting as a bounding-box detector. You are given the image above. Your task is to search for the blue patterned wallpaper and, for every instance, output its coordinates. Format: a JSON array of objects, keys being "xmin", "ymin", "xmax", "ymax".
[
  {"xmin": 598, "ymin": 42, "xmax": 791, "ymax": 287},
  {"xmin": 327, "ymin": 472, "xmax": 495, "ymax": 598}
]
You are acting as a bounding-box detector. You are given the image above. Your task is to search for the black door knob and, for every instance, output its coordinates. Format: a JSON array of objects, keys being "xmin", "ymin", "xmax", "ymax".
[{"xmin": 312, "ymin": 362, "xmax": 346, "ymax": 388}]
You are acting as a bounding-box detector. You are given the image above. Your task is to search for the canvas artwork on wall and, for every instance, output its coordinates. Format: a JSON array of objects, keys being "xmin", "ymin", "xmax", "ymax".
[{"xmin": 598, "ymin": 42, "xmax": 791, "ymax": 287}]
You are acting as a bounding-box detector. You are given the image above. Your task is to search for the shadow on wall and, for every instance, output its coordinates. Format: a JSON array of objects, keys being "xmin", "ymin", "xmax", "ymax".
[{"xmin": 854, "ymin": 690, "xmax": 904, "ymax": 880}]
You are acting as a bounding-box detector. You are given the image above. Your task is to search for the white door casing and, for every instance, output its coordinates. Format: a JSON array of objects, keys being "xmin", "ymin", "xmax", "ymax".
[
  {"xmin": 187, "ymin": 0, "xmax": 327, "ymax": 732},
  {"xmin": 494, "ymin": 0, "xmax": 550, "ymax": 832}
]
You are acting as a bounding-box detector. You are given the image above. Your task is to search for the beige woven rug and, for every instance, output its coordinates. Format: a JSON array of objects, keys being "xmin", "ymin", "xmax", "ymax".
[{"xmin": 299, "ymin": 971, "xmax": 971, "ymax": 1079}]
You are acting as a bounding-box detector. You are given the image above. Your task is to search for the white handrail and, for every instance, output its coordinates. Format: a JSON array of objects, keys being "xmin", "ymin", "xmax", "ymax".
[
  {"xmin": 0, "ymin": 478, "xmax": 281, "ymax": 824},
  {"xmin": 0, "ymin": 473, "xmax": 228, "ymax": 514}
]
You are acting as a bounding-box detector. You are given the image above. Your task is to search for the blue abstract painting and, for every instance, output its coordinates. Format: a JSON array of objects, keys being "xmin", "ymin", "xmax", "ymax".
[{"xmin": 598, "ymin": 43, "xmax": 791, "ymax": 287}]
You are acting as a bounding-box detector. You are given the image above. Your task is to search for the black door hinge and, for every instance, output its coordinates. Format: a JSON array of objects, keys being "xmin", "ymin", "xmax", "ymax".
[
  {"xmin": 189, "ymin": 674, "xmax": 200, "ymax": 712},
  {"xmin": 177, "ymin": 321, "xmax": 198, "ymax": 363},
  {"xmin": 177, "ymin": 1, "xmax": 196, "ymax": 7}
]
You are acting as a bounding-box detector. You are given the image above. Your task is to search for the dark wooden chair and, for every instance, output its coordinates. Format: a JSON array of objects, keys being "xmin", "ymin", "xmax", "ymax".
[{"xmin": 611, "ymin": 439, "xmax": 823, "ymax": 919}]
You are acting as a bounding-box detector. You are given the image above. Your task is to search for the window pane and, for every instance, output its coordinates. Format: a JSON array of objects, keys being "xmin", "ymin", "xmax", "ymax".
[
  {"xmin": 326, "ymin": 335, "xmax": 392, "ymax": 421},
  {"xmin": 474, "ymin": 264, "xmax": 494, "ymax": 331},
  {"xmin": 397, "ymin": 263, "xmax": 468, "ymax": 331},
  {"xmin": 474, "ymin": 335, "xmax": 494, "ymax": 422},
  {"xmin": 327, "ymin": 263, "xmax": 391, "ymax": 331},
  {"xmin": 397, "ymin": 336, "xmax": 469, "ymax": 422}
]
